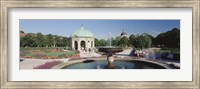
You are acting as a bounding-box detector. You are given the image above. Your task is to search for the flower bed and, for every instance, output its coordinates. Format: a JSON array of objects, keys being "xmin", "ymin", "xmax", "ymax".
[{"xmin": 33, "ymin": 61, "xmax": 62, "ymax": 69}]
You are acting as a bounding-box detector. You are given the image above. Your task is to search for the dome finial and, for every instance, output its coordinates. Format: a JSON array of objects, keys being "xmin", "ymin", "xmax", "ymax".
[
  {"xmin": 123, "ymin": 29, "xmax": 125, "ymax": 32},
  {"xmin": 81, "ymin": 24, "xmax": 84, "ymax": 30}
]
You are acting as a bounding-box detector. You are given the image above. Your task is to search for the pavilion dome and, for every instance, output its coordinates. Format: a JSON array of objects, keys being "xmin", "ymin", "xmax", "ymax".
[
  {"xmin": 121, "ymin": 29, "xmax": 127, "ymax": 36},
  {"xmin": 71, "ymin": 25, "xmax": 94, "ymax": 37}
]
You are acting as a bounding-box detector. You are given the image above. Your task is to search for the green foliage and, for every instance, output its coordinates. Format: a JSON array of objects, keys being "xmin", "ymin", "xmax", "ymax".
[
  {"xmin": 95, "ymin": 38, "xmax": 99, "ymax": 46},
  {"xmin": 20, "ymin": 32, "xmax": 70, "ymax": 47},
  {"xmin": 36, "ymin": 33, "xmax": 47, "ymax": 47},
  {"xmin": 129, "ymin": 33, "xmax": 152, "ymax": 49},
  {"xmin": 21, "ymin": 33, "xmax": 37, "ymax": 47},
  {"xmin": 155, "ymin": 28, "xmax": 180, "ymax": 48},
  {"xmin": 61, "ymin": 37, "xmax": 70, "ymax": 47},
  {"xmin": 129, "ymin": 34, "xmax": 135, "ymax": 46},
  {"xmin": 112, "ymin": 36, "xmax": 121, "ymax": 46},
  {"xmin": 119, "ymin": 36, "xmax": 129, "ymax": 47},
  {"xmin": 142, "ymin": 33, "xmax": 152, "ymax": 48},
  {"xmin": 46, "ymin": 34, "xmax": 54, "ymax": 47},
  {"xmin": 95, "ymin": 39, "xmax": 107, "ymax": 46},
  {"xmin": 20, "ymin": 28, "xmax": 179, "ymax": 49}
]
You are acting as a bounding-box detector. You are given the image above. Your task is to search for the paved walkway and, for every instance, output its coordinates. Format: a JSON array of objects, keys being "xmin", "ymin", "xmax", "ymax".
[{"xmin": 20, "ymin": 58, "xmax": 69, "ymax": 69}]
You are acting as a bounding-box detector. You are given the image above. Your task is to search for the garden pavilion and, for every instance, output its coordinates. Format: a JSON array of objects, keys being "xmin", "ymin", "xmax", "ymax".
[{"xmin": 70, "ymin": 25, "xmax": 95, "ymax": 51}]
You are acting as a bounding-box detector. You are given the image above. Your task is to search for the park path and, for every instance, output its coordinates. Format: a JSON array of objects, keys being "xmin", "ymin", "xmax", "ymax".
[{"xmin": 79, "ymin": 50, "xmax": 101, "ymax": 58}]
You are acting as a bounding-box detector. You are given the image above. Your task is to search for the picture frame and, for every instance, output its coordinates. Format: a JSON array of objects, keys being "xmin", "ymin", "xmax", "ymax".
[{"xmin": 0, "ymin": 0, "xmax": 199, "ymax": 89}]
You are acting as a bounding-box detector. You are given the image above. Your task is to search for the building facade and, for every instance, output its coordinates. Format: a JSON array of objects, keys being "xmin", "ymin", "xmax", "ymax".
[{"xmin": 70, "ymin": 25, "xmax": 95, "ymax": 51}]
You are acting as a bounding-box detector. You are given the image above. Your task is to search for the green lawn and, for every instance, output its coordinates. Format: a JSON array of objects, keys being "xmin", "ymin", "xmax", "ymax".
[{"xmin": 43, "ymin": 51, "xmax": 76, "ymax": 57}]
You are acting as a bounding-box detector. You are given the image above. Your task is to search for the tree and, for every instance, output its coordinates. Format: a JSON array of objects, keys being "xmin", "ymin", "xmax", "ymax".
[
  {"xmin": 141, "ymin": 33, "xmax": 152, "ymax": 48},
  {"xmin": 165, "ymin": 28, "xmax": 180, "ymax": 48},
  {"xmin": 46, "ymin": 34, "xmax": 54, "ymax": 47},
  {"xmin": 95, "ymin": 38, "xmax": 99, "ymax": 46},
  {"xmin": 131, "ymin": 34, "xmax": 152, "ymax": 49},
  {"xmin": 155, "ymin": 33, "xmax": 165, "ymax": 46},
  {"xmin": 133, "ymin": 35, "xmax": 145, "ymax": 49},
  {"xmin": 61, "ymin": 37, "xmax": 70, "ymax": 47},
  {"xmin": 98, "ymin": 39, "xmax": 107, "ymax": 46},
  {"xmin": 129, "ymin": 34, "xmax": 135, "ymax": 47},
  {"xmin": 21, "ymin": 33, "xmax": 37, "ymax": 47},
  {"xmin": 54, "ymin": 36, "xmax": 63, "ymax": 47},
  {"xmin": 119, "ymin": 36, "xmax": 129, "ymax": 47},
  {"xmin": 145, "ymin": 33, "xmax": 155, "ymax": 46},
  {"xmin": 155, "ymin": 28, "xmax": 180, "ymax": 48},
  {"xmin": 112, "ymin": 36, "xmax": 121, "ymax": 46},
  {"xmin": 20, "ymin": 32, "xmax": 71, "ymax": 48},
  {"xmin": 36, "ymin": 33, "xmax": 46, "ymax": 47}
]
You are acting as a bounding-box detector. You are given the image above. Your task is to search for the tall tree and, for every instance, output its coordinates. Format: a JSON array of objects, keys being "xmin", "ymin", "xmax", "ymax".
[
  {"xmin": 155, "ymin": 28, "xmax": 180, "ymax": 48},
  {"xmin": 119, "ymin": 36, "xmax": 129, "ymax": 47},
  {"xmin": 99, "ymin": 39, "xmax": 107, "ymax": 46},
  {"xmin": 129, "ymin": 34, "xmax": 135, "ymax": 47},
  {"xmin": 61, "ymin": 37, "xmax": 70, "ymax": 47},
  {"xmin": 95, "ymin": 38, "xmax": 99, "ymax": 46},
  {"xmin": 131, "ymin": 34, "xmax": 152, "ymax": 49},
  {"xmin": 46, "ymin": 34, "xmax": 54, "ymax": 47},
  {"xmin": 36, "ymin": 33, "xmax": 46, "ymax": 47},
  {"xmin": 141, "ymin": 33, "xmax": 152, "ymax": 48},
  {"xmin": 21, "ymin": 33, "xmax": 37, "ymax": 47},
  {"xmin": 112, "ymin": 36, "xmax": 121, "ymax": 46}
]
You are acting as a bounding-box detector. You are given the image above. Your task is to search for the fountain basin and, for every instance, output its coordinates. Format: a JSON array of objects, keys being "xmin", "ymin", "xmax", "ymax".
[
  {"xmin": 98, "ymin": 47, "xmax": 123, "ymax": 69},
  {"xmin": 52, "ymin": 58, "xmax": 169, "ymax": 69},
  {"xmin": 98, "ymin": 47, "xmax": 123, "ymax": 53}
]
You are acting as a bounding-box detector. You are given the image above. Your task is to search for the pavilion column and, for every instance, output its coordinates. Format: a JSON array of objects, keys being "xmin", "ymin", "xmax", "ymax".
[
  {"xmin": 78, "ymin": 41, "xmax": 81, "ymax": 50},
  {"xmin": 90, "ymin": 40, "xmax": 92, "ymax": 48},
  {"xmin": 85, "ymin": 40, "xmax": 88, "ymax": 51},
  {"xmin": 71, "ymin": 39, "xmax": 74, "ymax": 50},
  {"xmin": 93, "ymin": 39, "xmax": 95, "ymax": 48},
  {"xmin": 87, "ymin": 41, "xmax": 90, "ymax": 49}
]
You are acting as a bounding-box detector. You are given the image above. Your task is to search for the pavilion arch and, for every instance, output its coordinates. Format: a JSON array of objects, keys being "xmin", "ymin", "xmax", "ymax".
[
  {"xmin": 81, "ymin": 40, "xmax": 86, "ymax": 49},
  {"xmin": 74, "ymin": 41, "xmax": 78, "ymax": 50}
]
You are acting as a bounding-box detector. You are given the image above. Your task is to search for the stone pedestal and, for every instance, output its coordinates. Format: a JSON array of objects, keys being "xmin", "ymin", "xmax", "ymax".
[{"xmin": 105, "ymin": 53, "xmax": 115, "ymax": 69}]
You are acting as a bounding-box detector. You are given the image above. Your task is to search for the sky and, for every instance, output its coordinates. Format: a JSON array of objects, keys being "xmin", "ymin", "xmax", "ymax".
[{"xmin": 20, "ymin": 20, "xmax": 180, "ymax": 39}]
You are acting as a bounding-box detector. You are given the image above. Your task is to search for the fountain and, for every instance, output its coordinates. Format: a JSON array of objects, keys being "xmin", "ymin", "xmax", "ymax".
[
  {"xmin": 98, "ymin": 32, "xmax": 123, "ymax": 69},
  {"xmin": 56, "ymin": 33, "xmax": 169, "ymax": 69}
]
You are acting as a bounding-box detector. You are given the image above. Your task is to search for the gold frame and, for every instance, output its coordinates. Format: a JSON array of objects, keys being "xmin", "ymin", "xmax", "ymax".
[{"xmin": 0, "ymin": 0, "xmax": 199, "ymax": 89}]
